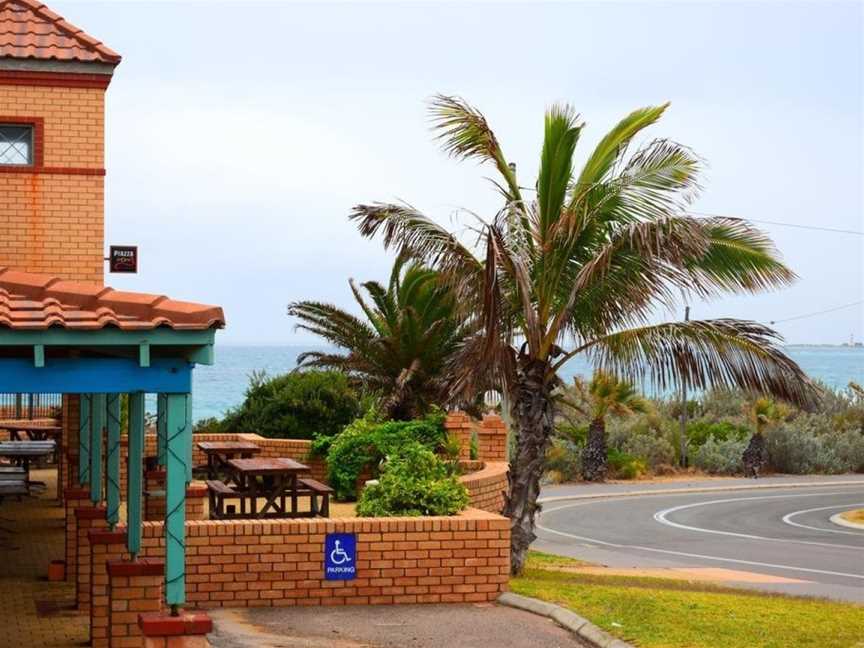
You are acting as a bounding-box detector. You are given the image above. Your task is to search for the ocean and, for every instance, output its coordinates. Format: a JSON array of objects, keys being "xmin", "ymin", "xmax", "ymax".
[{"xmin": 189, "ymin": 345, "xmax": 864, "ymax": 422}]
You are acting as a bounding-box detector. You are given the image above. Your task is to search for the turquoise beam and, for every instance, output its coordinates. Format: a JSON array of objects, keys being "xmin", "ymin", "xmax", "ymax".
[
  {"xmin": 127, "ymin": 393, "xmax": 145, "ymax": 558},
  {"xmin": 90, "ymin": 394, "xmax": 105, "ymax": 504},
  {"xmin": 78, "ymin": 394, "xmax": 91, "ymax": 486},
  {"xmin": 157, "ymin": 394, "xmax": 167, "ymax": 467},
  {"xmin": 164, "ymin": 393, "xmax": 190, "ymax": 608},
  {"xmin": 105, "ymin": 394, "xmax": 121, "ymax": 528}
]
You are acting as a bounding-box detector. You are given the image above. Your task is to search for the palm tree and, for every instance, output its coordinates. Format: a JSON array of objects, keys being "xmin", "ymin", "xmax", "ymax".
[
  {"xmin": 742, "ymin": 397, "xmax": 787, "ymax": 477},
  {"xmin": 563, "ymin": 372, "xmax": 649, "ymax": 481},
  {"xmin": 288, "ymin": 255, "xmax": 471, "ymax": 420},
  {"xmin": 350, "ymin": 95, "xmax": 817, "ymax": 574}
]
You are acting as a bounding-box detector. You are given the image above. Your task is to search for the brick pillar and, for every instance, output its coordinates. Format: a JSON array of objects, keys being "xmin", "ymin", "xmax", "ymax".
[
  {"xmin": 108, "ymin": 559, "xmax": 164, "ymax": 648},
  {"xmin": 185, "ymin": 482, "xmax": 207, "ymax": 521},
  {"xmin": 76, "ymin": 505, "xmax": 109, "ymax": 611},
  {"xmin": 90, "ymin": 529, "xmax": 130, "ymax": 647},
  {"xmin": 144, "ymin": 470, "xmax": 166, "ymax": 521},
  {"xmin": 138, "ymin": 611, "xmax": 213, "ymax": 648},
  {"xmin": 62, "ymin": 395, "xmax": 82, "ymax": 497},
  {"xmin": 444, "ymin": 411, "xmax": 474, "ymax": 460},
  {"xmin": 479, "ymin": 414, "xmax": 508, "ymax": 462},
  {"xmin": 64, "ymin": 487, "xmax": 91, "ymax": 583}
]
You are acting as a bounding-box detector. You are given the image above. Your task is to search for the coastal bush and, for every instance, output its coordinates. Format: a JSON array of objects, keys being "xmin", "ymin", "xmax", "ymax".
[
  {"xmin": 356, "ymin": 442, "xmax": 469, "ymax": 517},
  {"xmin": 326, "ymin": 412, "xmax": 446, "ymax": 501},
  {"xmin": 692, "ymin": 436, "xmax": 748, "ymax": 475},
  {"xmin": 620, "ymin": 433, "xmax": 676, "ymax": 469},
  {"xmin": 607, "ymin": 448, "xmax": 647, "ymax": 480},
  {"xmin": 219, "ymin": 370, "xmax": 360, "ymax": 440},
  {"xmin": 686, "ymin": 419, "xmax": 749, "ymax": 447},
  {"xmin": 766, "ymin": 419, "xmax": 864, "ymax": 474},
  {"xmin": 544, "ymin": 437, "xmax": 582, "ymax": 484},
  {"xmin": 193, "ymin": 417, "xmax": 223, "ymax": 434}
]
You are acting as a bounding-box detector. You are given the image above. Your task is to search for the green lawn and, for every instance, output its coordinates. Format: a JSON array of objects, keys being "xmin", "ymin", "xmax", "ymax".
[{"xmin": 511, "ymin": 552, "xmax": 864, "ymax": 648}]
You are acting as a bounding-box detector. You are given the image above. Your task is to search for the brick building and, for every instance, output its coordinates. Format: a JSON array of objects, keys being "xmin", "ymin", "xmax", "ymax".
[{"xmin": 0, "ymin": 0, "xmax": 120, "ymax": 283}]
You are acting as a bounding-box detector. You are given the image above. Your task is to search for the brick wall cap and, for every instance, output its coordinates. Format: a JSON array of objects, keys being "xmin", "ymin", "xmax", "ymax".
[
  {"xmin": 138, "ymin": 611, "xmax": 213, "ymax": 637},
  {"xmin": 74, "ymin": 505, "xmax": 107, "ymax": 519},
  {"xmin": 107, "ymin": 558, "xmax": 164, "ymax": 577},
  {"xmin": 186, "ymin": 483, "xmax": 208, "ymax": 497},
  {"xmin": 87, "ymin": 529, "xmax": 127, "ymax": 544}
]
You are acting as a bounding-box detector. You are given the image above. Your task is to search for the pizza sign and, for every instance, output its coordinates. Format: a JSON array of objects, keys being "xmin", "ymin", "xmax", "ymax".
[{"xmin": 109, "ymin": 246, "xmax": 138, "ymax": 273}]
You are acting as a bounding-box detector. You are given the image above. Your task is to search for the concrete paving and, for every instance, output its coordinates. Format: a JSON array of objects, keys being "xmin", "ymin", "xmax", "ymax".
[
  {"xmin": 535, "ymin": 477, "xmax": 864, "ymax": 602},
  {"xmin": 208, "ymin": 603, "xmax": 591, "ymax": 648}
]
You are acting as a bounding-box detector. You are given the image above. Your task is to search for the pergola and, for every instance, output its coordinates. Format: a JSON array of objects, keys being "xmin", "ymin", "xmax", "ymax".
[{"xmin": 0, "ymin": 267, "xmax": 224, "ymax": 609}]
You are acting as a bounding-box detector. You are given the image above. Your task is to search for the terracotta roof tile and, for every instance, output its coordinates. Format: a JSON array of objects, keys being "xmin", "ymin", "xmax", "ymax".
[
  {"xmin": 0, "ymin": 0, "xmax": 120, "ymax": 64},
  {"xmin": 0, "ymin": 268, "xmax": 225, "ymax": 332}
]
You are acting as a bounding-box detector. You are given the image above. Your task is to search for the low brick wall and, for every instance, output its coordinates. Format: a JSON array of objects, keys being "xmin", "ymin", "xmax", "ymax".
[
  {"xmin": 130, "ymin": 508, "xmax": 509, "ymax": 608},
  {"xmin": 460, "ymin": 462, "xmax": 509, "ymax": 514}
]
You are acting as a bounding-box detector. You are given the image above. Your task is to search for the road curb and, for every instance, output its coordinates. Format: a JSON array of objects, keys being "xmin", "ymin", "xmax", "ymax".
[
  {"xmin": 829, "ymin": 512, "xmax": 864, "ymax": 530},
  {"xmin": 498, "ymin": 592, "xmax": 634, "ymax": 648},
  {"xmin": 539, "ymin": 480, "xmax": 864, "ymax": 505}
]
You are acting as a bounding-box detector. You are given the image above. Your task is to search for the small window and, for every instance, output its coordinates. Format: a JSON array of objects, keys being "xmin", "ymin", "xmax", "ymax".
[{"xmin": 0, "ymin": 124, "xmax": 33, "ymax": 166}]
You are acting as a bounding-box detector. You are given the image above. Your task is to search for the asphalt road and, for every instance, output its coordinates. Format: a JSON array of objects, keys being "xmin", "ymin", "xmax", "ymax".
[{"xmin": 534, "ymin": 480, "xmax": 864, "ymax": 602}]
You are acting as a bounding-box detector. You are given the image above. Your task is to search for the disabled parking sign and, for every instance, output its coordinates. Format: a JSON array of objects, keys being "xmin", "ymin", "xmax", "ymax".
[{"xmin": 324, "ymin": 533, "xmax": 357, "ymax": 580}]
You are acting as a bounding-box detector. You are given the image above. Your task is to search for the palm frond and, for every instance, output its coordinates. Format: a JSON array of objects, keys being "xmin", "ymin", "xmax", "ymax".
[
  {"xmin": 538, "ymin": 104, "xmax": 582, "ymax": 240},
  {"xmin": 580, "ymin": 319, "xmax": 819, "ymax": 408},
  {"xmin": 688, "ymin": 216, "xmax": 797, "ymax": 293},
  {"xmin": 428, "ymin": 94, "xmax": 523, "ymax": 205}
]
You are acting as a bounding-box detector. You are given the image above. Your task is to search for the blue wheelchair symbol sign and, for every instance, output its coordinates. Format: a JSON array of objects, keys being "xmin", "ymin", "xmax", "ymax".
[{"xmin": 324, "ymin": 533, "xmax": 357, "ymax": 580}]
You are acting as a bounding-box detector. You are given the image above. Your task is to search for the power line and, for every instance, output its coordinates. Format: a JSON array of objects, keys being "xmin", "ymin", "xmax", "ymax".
[
  {"xmin": 769, "ymin": 301, "xmax": 864, "ymax": 325},
  {"xmin": 690, "ymin": 212, "xmax": 864, "ymax": 236}
]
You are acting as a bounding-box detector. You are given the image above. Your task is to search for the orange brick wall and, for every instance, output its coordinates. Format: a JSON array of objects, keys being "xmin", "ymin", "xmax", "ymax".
[
  {"xmin": 459, "ymin": 462, "xmax": 508, "ymax": 514},
  {"xmin": 133, "ymin": 509, "xmax": 509, "ymax": 608},
  {"xmin": 0, "ymin": 83, "xmax": 106, "ymax": 283}
]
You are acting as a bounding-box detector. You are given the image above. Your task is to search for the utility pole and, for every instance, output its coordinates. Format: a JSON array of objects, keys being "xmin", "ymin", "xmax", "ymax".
[{"xmin": 679, "ymin": 305, "xmax": 690, "ymax": 468}]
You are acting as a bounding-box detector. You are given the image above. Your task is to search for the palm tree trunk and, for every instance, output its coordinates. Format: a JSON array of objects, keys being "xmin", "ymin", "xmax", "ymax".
[
  {"xmin": 742, "ymin": 431, "xmax": 767, "ymax": 478},
  {"xmin": 581, "ymin": 417, "xmax": 608, "ymax": 482},
  {"xmin": 503, "ymin": 358, "xmax": 555, "ymax": 576}
]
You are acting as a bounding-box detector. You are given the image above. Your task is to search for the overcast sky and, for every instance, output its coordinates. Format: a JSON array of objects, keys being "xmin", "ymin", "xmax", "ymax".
[{"xmin": 57, "ymin": 1, "xmax": 862, "ymax": 346}]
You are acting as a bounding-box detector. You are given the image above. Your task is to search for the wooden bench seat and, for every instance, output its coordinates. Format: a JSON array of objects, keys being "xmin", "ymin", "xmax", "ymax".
[
  {"xmin": 299, "ymin": 478, "xmax": 333, "ymax": 517},
  {"xmin": 206, "ymin": 479, "xmax": 249, "ymax": 519}
]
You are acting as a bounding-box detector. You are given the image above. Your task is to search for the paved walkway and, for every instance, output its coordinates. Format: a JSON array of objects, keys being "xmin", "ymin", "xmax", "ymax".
[
  {"xmin": 208, "ymin": 603, "xmax": 588, "ymax": 648},
  {"xmin": 0, "ymin": 469, "xmax": 87, "ymax": 648}
]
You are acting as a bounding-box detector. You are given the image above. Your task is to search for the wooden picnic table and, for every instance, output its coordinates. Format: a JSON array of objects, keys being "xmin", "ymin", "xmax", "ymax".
[
  {"xmin": 0, "ymin": 421, "xmax": 62, "ymax": 442},
  {"xmin": 227, "ymin": 457, "xmax": 309, "ymax": 519},
  {"xmin": 0, "ymin": 440, "xmax": 56, "ymax": 492},
  {"xmin": 0, "ymin": 422, "xmax": 62, "ymax": 464},
  {"xmin": 196, "ymin": 441, "xmax": 261, "ymax": 481}
]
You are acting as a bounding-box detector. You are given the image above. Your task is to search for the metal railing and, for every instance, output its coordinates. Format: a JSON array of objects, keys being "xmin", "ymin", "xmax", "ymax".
[{"xmin": 0, "ymin": 393, "xmax": 62, "ymax": 419}]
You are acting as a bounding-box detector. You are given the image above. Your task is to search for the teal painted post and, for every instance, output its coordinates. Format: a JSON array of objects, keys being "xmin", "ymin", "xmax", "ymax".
[
  {"xmin": 127, "ymin": 393, "xmax": 145, "ymax": 558},
  {"xmin": 185, "ymin": 393, "xmax": 193, "ymax": 483},
  {"xmin": 105, "ymin": 394, "xmax": 121, "ymax": 528},
  {"xmin": 78, "ymin": 394, "xmax": 92, "ymax": 486},
  {"xmin": 164, "ymin": 393, "xmax": 190, "ymax": 608},
  {"xmin": 156, "ymin": 393, "xmax": 167, "ymax": 466},
  {"xmin": 90, "ymin": 394, "xmax": 105, "ymax": 504}
]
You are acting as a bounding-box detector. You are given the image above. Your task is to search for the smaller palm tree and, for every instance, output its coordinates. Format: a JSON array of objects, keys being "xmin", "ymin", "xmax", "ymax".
[
  {"xmin": 288, "ymin": 255, "xmax": 470, "ymax": 420},
  {"xmin": 742, "ymin": 397, "xmax": 787, "ymax": 477},
  {"xmin": 563, "ymin": 371, "xmax": 649, "ymax": 481}
]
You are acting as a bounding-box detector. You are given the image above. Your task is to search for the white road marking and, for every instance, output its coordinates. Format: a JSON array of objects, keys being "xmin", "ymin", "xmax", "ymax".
[
  {"xmin": 782, "ymin": 503, "xmax": 864, "ymax": 536},
  {"xmin": 653, "ymin": 493, "xmax": 864, "ymax": 550},
  {"xmin": 536, "ymin": 490, "xmax": 864, "ymax": 581},
  {"xmin": 535, "ymin": 520, "xmax": 864, "ymax": 581}
]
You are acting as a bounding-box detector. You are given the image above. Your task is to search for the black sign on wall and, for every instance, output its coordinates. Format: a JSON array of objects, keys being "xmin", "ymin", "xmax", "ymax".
[{"xmin": 108, "ymin": 245, "xmax": 138, "ymax": 273}]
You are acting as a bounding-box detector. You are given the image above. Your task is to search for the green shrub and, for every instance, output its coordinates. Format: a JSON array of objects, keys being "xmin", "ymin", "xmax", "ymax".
[
  {"xmin": 326, "ymin": 413, "xmax": 446, "ymax": 501},
  {"xmin": 220, "ymin": 370, "xmax": 360, "ymax": 440},
  {"xmin": 692, "ymin": 436, "xmax": 747, "ymax": 474},
  {"xmin": 544, "ymin": 437, "xmax": 582, "ymax": 484},
  {"xmin": 620, "ymin": 433, "xmax": 675, "ymax": 469},
  {"xmin": 607, "ymin": 448, "xmax": 647, "ymax": 480},
  {"xmin": 765, "ymin": 417, "xmax": 864, "ymax": 474},
  {"xmin": 193, "ymin": 417, "xmax": 223, "ymax": 434},
  {"xmin": 686, "ymin": 419, "xmax": 749, "ymax": 447},
  {"xmin": 356, "ymin": 442, "xmax": 469, "ymax": 517}
]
